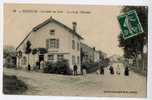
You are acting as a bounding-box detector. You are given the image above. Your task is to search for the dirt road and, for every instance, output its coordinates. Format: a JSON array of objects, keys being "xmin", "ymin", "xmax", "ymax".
[{"xmin": 3, "ymin": 67, "xmax": 146, "ymax": 97}]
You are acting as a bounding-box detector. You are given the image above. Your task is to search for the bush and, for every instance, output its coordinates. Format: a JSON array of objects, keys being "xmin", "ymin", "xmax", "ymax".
[
  {"xmin": 43, "ymin": 59, "xmax": 73, "ymax": 75},
  {"xmin": 4, "ymin": 57, "xmax": 16, "ymax": 68},
  {"xmin": 4, "ymin": 63, "xmax": 16, "ymax": 68},
  {"xmin": 81, "ymin": 62, "xmax": 98, "ymax": 73},
  {"xmin": 3, "ymin": 75, "xmax": 27, "ymax": 94}
]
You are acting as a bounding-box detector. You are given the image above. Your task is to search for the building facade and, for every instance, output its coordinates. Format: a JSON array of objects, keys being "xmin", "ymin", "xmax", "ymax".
[
  {"xmin": 16, "ymin": 17, "xmax": 83, "ymax": 72},
  {"xmin": 80, "ymin": 43, "xmax": 94, "ymax": 63},
  {"xmin": 80, "ymin": 43, "xmax": 101, "ymax": 63}
]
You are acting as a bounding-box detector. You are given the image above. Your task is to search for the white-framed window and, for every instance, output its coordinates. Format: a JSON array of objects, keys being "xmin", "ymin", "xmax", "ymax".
[
  {"xmin": 57, "ymin": 55, "xmax": 64, "ymax": 61},
  {"xmin": 46, "ymin": 39, "xmax": 59, "ymax": 48},
  {"xmin": 50, "ymin": 39, "xmax": 56, "ymax": 48},
  {"xmin": 72, "ymin": 40, "xmax": 75, "ymax": 49},
  {"xmin": 48, "ymin": 55, "xmax": 54, "ymax": 61},
  {"xmin": 72, "ymin": 55, "xmax": 76, "ymax": 65}
]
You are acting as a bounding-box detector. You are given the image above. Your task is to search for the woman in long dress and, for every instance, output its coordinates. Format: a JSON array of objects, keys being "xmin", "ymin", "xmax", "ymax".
[{"xmin": 116, "ymin": 65, "xmax": 120, "ymax": 75}]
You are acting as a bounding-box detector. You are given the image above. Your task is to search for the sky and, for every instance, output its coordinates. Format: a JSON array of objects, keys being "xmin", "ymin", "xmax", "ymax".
[{"xmin": 4, "ymin": 3, "xmax": 124, "ymax": 57}]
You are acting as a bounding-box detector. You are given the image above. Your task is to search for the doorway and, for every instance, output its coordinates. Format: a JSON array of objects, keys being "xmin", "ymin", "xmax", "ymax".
[
  {"xmin": 39, "ymin": 55, "xmax": 44, "ymax": 62},
  {"xmin": 38, "ymin": 55, "xmax": 44, "ymax": 69}
]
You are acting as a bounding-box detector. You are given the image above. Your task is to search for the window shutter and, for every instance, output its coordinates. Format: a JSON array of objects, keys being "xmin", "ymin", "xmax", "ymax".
[
  {"xmin": 46, "ymin": 39, "xmax": 49, "ymax": 49},
  {"xmin": 72, "ymin": 40, "xmax": 75, "ymax": 49},
  {"xmin": 77, "ymin": 56, "xmax": 79, "ymax": 64},
  {"xmin": 56, "ymin": 39, "xmax": 59, "ymax": 48}
]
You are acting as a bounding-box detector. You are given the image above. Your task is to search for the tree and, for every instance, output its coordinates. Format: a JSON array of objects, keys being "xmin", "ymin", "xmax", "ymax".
[
  {"xmin": 3, "ymin": 46, "xmax": 16, "ymax": 67},
  {"xmin": 25, "ymin": 40, "xmax": 32, "ymax": 70},
  {"xmin": 118, "ymin": 6, "xmax": 148, "ymax": 58},
  {"xmin": 118, "ymin": 6, "xmax": 148, "ymax": 71},
  {"xmin": 4, "ymin": 46, "xmax": 16, "ymax": 58}
]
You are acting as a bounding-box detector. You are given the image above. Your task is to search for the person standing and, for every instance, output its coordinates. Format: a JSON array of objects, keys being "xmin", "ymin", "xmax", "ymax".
[
  {"xmin": 109, "ymin": 65, "xmax": 114, "ymax": 75},
  {"xmin": 96, "ymin": 64, "xmax": 100, "ymax": 75},
  {"xmin": 73, "ymin": 64, "xmax": 78, "ymax": 76},
  {"xmin": 40, "ymin": 60, "xmax": 45, "ymax": 70},
  {"xmin": 124, "ymin": 66, "xmax": 129, "ymax": 76},
  {"xmin": 36, "ymin": 61, "xmax": 39, "ymax": 70},
  {"xmin": 116, "ymin": 65, "xmax": 121, "ymax": 75},
  {"xmin": 28, "ymin": 64, "xmax": 31, "ymax": 71},
  {"xmin": 100, "ymin": 66, "xmax": 104, "ymax": 75}
]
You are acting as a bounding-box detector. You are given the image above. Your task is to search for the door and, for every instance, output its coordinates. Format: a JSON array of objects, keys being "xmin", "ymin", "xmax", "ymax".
[{"xmin": 39, "ymin": 55, "xmax": 44, "ymax": 62}]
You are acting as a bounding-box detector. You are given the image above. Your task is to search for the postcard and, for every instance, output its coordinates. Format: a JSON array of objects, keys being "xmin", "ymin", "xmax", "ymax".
[{"xmin": 3, "ymin": 3, "xmax": 148, "ymax": 98}]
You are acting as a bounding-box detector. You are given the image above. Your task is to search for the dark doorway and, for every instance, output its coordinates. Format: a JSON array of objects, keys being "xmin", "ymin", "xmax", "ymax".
[
  {"xmin": 38, "ymin": 55, "xmax": 44, "ymax": 69},
  {"xmin": 39, "ymin": 55, "xmax": 44, "ymax": 62}
]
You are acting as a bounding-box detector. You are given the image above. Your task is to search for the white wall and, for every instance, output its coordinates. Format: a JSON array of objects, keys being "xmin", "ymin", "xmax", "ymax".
[
  {"xmin": 94, "ymin": 51, "xmax": 100, "ymax": 62},
  {"xmin": 17, "ymin": 21, "xmax": 81, "ymax": 72}
]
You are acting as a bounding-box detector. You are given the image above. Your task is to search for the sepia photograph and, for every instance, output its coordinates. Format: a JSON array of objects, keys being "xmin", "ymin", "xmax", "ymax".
[{"xmin": 3, "ymin": 3, "xmax": 148, "ymax": 98}]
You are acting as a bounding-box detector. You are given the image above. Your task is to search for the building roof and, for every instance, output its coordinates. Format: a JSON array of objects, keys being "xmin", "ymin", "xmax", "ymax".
[
  {"xmin": 16, "ymin": 17, "xmax": 83, "ymax": 50},
  {"xmin": 32, "ymin": 16, "xmax": 83, "ymax": 39}
]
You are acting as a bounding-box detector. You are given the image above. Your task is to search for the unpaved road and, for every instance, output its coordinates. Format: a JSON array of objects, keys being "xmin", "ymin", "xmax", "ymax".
[{"xmin": 3, "ymin": 67, "xmax": 146, "ymax": 97}]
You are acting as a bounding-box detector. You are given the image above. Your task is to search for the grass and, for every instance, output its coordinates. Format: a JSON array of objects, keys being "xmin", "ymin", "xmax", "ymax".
[{"xmin": 3, "ymin": 74, "xmax": 28, "ymax": 94}]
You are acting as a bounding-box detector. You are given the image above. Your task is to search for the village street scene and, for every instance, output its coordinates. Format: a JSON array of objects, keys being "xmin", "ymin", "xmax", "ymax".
[{"xmin": 3, "ymin": 4, "xmax": 148, "ymax": 97}]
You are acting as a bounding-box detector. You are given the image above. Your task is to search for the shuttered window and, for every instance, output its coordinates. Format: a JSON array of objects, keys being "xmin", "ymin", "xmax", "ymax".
[
  {"xmin": 77, "ymin": 56, "xmax": 80, "ymax": 64},
  {"xmin": 72, "ymin": 55, "xmax": 76, "ymax": 65},
  {"xmin": 50, "ymin": 39, "xmax": 56, "ymax": 48},
  {"xmin": 46, "ymin": 39, "xmax": 49, "ymax": 49},
  {"xmin": 77, "ymin": 42, "xmax": 80, "ymax": 51},
  {"xmin": 46, "ymin": 39, "xmax": 59, "ymax": 49},
  {"xmin": 72, "ymin": 40, "xmax": 75, "ymax": 49},
  {"xmin": 56, "ymin": 39, "xmax": 59, "ymax": 48}
]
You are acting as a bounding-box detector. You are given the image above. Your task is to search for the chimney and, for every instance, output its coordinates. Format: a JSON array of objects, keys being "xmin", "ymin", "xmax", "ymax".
[{"xmin": 72, "ymin": 22, "xmax": 77, "ymax": 32}]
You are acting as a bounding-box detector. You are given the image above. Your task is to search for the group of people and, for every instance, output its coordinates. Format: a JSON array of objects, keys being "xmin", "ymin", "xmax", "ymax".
[
  {"xmin": 73, "ymin": 64, "xmax": 88, "ymax": 76},
  {"xmin": 72, "ymin": 63, "xmax": 130, "ymax": 76},
  {"xmin": 28, "ymin": 61, "xmax": 130, "ymax": 76},
  {"xmin": 36, "ymin": 60, "xmax": 45, "ymax": 70},
  {"xmin": 108, "ymin": 65, "xmax": 130, "ymax": 76},
  {"xmin": 27, "ymin": 60, "xmax": 46, "ymax": 71}
]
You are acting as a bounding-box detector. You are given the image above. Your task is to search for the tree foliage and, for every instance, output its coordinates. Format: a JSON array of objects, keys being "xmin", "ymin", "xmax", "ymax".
[
  {"xmin": 25, "ymin": 40, "xmax": 32, "ymax": 66},
  {"xmin": 4, "ymin": 46, "xmax": 16, "ymax": 58},
  {"xmin": 118, "ymin": 6, "xmax": 148, "ymax": 58},
  {"xmin": 25, "ymin": 40, "xmax": 32, "ymax": 54}
]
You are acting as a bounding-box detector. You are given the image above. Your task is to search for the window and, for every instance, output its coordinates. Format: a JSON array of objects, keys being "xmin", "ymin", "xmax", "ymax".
[
  {"xmin": 72, "ymin": 55, "xmax": 76, "ymax": 65},
  {"xmin": 49, "ymin": 29, "xmax": 55, "ymax": 35},
  {"xmin": 50, "ymin": 39, "xmax": 56, "ymax": 48},
  {"xmin": 57, "ymin": 55, "xmax": 64, "ymax": 61},
  {"xmin": 77, "ymin": 56, "xmax": 80, "ymax": 64},
  {"xmin": 77, "ymin": 42, "xmax": 80, "ymax": 51},
  {"xmin": 46, "ymin": 39, "xmax": 59, "ymax": 48},
  {"xmin": 22, "ymin": 56, "xmax": 27, "ymax": 65},
  {"xmin": 48, "ymin": 55, "xmax": 54, "ymax": 61},
  {"xmin": 72, "ymin": 40, "xmax": 75, "ymax": 49}
]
